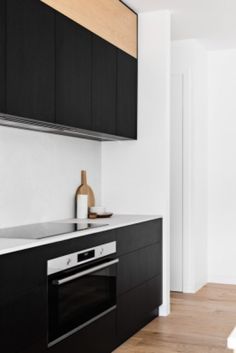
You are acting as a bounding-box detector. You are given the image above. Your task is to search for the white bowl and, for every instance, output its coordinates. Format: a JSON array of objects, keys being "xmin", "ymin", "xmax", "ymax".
[{"xmin": 89, "ymin": 206, "xmax": 106, "ymax": 215}]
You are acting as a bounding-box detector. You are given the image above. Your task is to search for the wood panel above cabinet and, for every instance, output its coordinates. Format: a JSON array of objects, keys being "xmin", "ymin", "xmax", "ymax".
[{"xmin": 41, "ymin": 0, "xmax": 137, "ymax": 58}]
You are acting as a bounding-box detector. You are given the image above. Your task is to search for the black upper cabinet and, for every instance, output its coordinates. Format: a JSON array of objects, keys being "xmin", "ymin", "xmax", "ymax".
[
  {"xmin": 117, "ymin": 50, "xmax": 137, "ymax": 139},
  {"xmin": 0, "ymin": 0, "xmax": 5, "ymax": 113},
  {"xmin": 92, "ymin": 35, "xmax": 117, "ymax": 135},
  {"xmin": 6, "ymin": 0, "xmax": 55, "ymax": 122},
  {"xmin": 1, "ymin": 0, "xmax": 137, "ymax": 139},
  {"xmin": 55, "ymin": 13, "xmax": 92, "ymax": 130}
]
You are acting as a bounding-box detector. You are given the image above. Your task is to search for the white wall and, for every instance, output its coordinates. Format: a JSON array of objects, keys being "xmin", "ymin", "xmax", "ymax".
[
  {"xmin": 208, "ymin": 50, "xmax": 236, "ymax": 284},
  {"xmin": 102, "ymin": 11, "xmax": 171, "ymax": 315},
  {"xmin": 0, "ymin": 126, "xmax": 101, "ymax": 227},
  {"xmin": 172, "ymin": 40, "xmax": 208, "ymax": 293}
]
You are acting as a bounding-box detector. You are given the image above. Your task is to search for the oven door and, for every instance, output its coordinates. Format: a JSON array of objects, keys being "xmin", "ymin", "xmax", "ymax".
[{"xmin": 48, "ymin": 258, "xmax": 118, "ymax": 346}]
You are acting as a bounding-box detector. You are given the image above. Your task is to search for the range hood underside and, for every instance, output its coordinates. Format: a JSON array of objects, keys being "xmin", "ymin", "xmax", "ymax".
[{"xmin": 0, "ymin": 113, "xmax": 129, "ymax": 142}]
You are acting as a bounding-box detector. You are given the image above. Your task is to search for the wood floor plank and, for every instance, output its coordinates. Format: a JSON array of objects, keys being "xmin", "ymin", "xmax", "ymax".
[{"xmin": 114, "ymin": 284, "xmax": 236, "ymax": 353}]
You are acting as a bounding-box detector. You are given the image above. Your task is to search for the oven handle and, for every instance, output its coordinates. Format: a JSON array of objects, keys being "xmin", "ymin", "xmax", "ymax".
[{"xmin": 52, "ymin": 258, "xmax": 119, "ymax": 286}]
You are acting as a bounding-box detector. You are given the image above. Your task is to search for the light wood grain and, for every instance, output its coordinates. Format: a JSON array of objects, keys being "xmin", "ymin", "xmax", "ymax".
[
  {"xmin": 114, "ymin": 283, "xmax": 236, "ymax": 353},
  {"xmin": 41, "ymin": 0, "xmax": 137, "ymax": 58}
]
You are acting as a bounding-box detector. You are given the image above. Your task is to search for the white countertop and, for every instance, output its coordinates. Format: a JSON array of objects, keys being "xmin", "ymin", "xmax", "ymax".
[{"xmin": 0, "ymin": 214, "xmax": 162, "ymax": 256}]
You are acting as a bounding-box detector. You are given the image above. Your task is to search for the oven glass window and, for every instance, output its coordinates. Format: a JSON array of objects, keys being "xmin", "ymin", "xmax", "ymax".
[{"xmin": 48, "ymin": 260, "xmax": 117, "ymax": 344}]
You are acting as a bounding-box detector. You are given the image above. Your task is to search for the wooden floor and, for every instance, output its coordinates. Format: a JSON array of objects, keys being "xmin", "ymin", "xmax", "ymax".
[{"xmin": 114, "ymin": 284, "xmax": 236, "ymax": 353}]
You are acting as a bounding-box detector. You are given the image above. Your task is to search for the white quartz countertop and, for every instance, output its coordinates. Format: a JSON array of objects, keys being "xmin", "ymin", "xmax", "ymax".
[{"xmin": 0, "ymin": 214, "xmax": 162, "ymax": 256}]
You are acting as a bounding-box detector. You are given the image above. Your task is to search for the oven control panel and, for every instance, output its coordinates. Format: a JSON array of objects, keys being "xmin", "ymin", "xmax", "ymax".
[{"xmin": 47, "ymin": 241, "xmax": 116, "ymax": 275}]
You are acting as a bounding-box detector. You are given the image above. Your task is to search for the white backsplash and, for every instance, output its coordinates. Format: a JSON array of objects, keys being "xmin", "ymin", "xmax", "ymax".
[{"xmin": 0, "ymin": 126, "xmax": 101, "ymax": 228}]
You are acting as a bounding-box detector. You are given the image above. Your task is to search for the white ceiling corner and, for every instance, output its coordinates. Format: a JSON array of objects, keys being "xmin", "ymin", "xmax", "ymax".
[{"xmin": 123, "ymin": 0, "xmax": 236, "ymax": 50}]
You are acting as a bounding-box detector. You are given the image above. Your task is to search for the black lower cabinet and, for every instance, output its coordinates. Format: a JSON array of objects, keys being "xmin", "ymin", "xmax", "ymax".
[
  {"xmin": 117, "ymin": 219, "xmax": 162, "ymax": 255},
  {"xmin": 117, "ymin": 276, "xmax": 162, "ymax": 345},
  {"xmin": 20, "ymin": 341, "xmax": 47, "ymax": 353},
  {"xmin": 118, "ymin": 243, "xmax": 162, "ymax": 295},
  {"xmin": 0, "ymin": 287, "xmax": 47, "ymax": 353},
  {"xmin": 48, "ymin": 311, "xmax": 116, "ymax": 353},
  {"xmin": 0, "ymin": 220, "xmax": 162, "ymax": 353},
  {"xmin": 0, "ymin": 250, "xmax": 46, "ymax": 303},
  {"xmin": 116, "ymin": 218, "xmax": 162, "ymax": 347}
]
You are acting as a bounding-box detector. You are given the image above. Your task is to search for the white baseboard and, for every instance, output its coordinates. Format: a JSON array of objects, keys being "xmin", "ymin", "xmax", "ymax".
[
  {"xmin": 159, "ymin": 303, "xmax": 170, "ymax": 317},
  {"xmin": 183, "ymin": 281, "xmax": 207, "ymax": 294},
  {"xmin": 228, "ymin": 327, "xmax": 236, "ymax": 350},
  {"xmin": 208, "ymin": 276, "xmax": 236, "ymax": 285},
  {"xmin": 183, "ymin": 287, "xmax": 197, "ymax": 294}
]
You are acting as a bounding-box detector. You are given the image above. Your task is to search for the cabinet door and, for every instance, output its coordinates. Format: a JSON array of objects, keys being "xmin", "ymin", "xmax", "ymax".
[
  {"xmin": 117, "ymin": 49, "xmax": 137, "ymax": 139},
  {"xmin": 56, "ymin": 13, "xmax": 92, "ymax": 130},
  {"xmin": 0, "ymin": 248, "xmax": 48, "ymax": 353},
  {"xmin": 92, "ymin": 35, "xmax": 117, "ymax": 135},
  {"xmin": 49, "ymin": 311, "xmax": 116, "ymax": 353},
  {"xmin": 6, "ymin": 0, "xmax": 55, "ymax": 122},
  {"xmin": 117, "ymin": 276, "xmax": 162, "ymax": 345},
  {"xmin": 0, "ymin": 0, "xmax": 5, "ymax": 113},
  {"xmin": 117, "ymin": 219, "xmax": 162, "ymax": 256},
  {"xmin": 0, "ymin": 248, "xmax": 46, "ymax": 302},
  {"xmin": 118, "ymin": 243, "xmax": 162, "ymax": 295},
  {"xmin": 0, "ymin": 287, "xmax": 47, "ymax": 353}
]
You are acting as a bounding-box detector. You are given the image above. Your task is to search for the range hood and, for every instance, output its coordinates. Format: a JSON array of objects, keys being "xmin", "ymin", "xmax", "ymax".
[{"xmin": 0, "ymin": 113, "xmax": 129, "ymax": 142}]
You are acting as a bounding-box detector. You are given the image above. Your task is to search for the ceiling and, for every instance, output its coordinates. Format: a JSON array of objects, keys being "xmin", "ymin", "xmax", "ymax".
[{"xmin": 123, "ymin": 0, "xmax": 236, "ymax": 50}]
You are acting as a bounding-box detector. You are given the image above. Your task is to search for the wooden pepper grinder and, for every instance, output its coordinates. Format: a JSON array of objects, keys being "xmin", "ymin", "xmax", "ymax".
[{"xmin": 75, "ymin": 170, "xmax": 95, "ymax": 213}]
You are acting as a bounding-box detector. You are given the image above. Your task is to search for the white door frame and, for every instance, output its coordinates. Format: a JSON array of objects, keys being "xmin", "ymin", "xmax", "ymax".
[
  {"xmin": 170, "ymin": 69, "xmax": 193, "ymax": 293},
  {"xmin": 170, "ymin": 73, "xmax": 184, "ymax": 292},
  {"xmin": 182, "ymin": 69, "xmax": 194, "ymax": 293}
]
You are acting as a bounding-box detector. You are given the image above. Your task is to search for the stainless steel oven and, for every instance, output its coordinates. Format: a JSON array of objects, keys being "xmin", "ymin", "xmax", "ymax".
[{"xmin": 47, "ymin": 241, "xmax": 118, "ymax": 347}]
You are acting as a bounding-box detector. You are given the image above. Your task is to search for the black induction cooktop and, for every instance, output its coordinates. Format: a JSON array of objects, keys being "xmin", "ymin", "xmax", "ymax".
[{"xmin": 0, "ymin": 222, "xmax": 107, "ymax": 240}]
